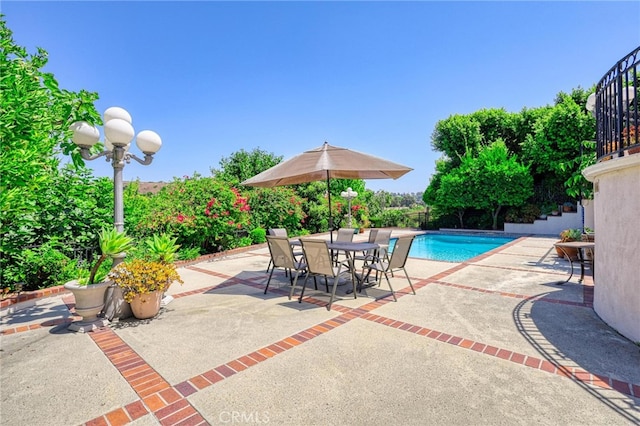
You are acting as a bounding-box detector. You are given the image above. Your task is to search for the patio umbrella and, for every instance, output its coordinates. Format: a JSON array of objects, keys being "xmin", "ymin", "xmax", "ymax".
[{"xmin": 241, "ymin": 142, "xmax": 413, "ymax": 241}]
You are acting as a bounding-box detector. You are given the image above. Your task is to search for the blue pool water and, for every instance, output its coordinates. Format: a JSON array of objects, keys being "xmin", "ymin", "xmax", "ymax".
[{"xmin": 389, "ymin": 233, "xmax": 516, "ymax": 262}]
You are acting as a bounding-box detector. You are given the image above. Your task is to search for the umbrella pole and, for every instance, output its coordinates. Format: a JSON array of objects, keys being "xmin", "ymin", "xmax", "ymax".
[{"xmin": 327, "ymin": 172, "xmax": 333, "ymax": 243}]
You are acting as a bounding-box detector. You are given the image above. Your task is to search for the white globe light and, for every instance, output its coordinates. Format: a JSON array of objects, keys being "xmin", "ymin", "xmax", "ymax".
[
  {"xmin": 104, "ymin": 138, "xmax": 131, "ymax": 152},
  {"xmin": 104, "ymin": 118, "xmax": 135, "ymax": 146},
  {"xmin": 341, "ymin": 187, "xmax": 357, "ymax": 198},
  {"xmin": 136, "ymin": 130, "xmax": 162, "ymax": 154},
  {"xmin": 70, "ymin": 121, "xmax": 100, "ymax": 147},
  {"xmin": 104, "ymin": 106, "xmax": 132, "ymax": 124}
]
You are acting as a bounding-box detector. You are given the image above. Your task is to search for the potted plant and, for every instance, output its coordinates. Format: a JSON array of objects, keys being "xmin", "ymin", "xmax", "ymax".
[
  {"xmin": 555, "ymin": 228, "xmax": 582, "ymax": 260},
  {"xmin": 108, "ymin": 234, "xmax": 183, "ymax": 320},
  {"xmin": 562, "ymin": 201, "xmax": 575, "ymax": 213},
  {"xmin": 64, "ymin": 228, "xmax": 134, "ymax": 332},
  {"xmin": 539, "ymin": 203, "xmax": 555, "ymax": 219}
]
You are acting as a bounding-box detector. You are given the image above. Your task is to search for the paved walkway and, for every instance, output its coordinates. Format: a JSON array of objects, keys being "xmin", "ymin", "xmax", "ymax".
[{"xmin": 1, "ymin": 231, "xmax": 639, "ymax": 426}]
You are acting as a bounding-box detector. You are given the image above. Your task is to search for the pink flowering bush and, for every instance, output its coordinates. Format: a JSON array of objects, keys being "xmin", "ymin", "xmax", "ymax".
[{"xmin": 135, "ymin": 174, "xmax": 251, "ymax": 253}]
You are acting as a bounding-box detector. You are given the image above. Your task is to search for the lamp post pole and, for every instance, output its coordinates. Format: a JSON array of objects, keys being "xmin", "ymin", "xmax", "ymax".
[
  {"xmin": 70, "ymin": 107, "xmax": 162, "ymax": 321},
  {"xmin": 340, "ymin": 187, "xmax": 358, "ymax": 228},
  {"xmin": 70, "ymin": 107, "xmax": 162, "ymax": 234}
]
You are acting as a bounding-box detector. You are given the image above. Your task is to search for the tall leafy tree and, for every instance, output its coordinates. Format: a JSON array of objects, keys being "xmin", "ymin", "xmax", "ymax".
[
  {"xmin": 434, "ymin": 163, "xmax": 477, "ymax": 228},
  {"xmin": 213, "ymin": 147, "xmax": 283, "ymax": 185},
  {"xmin": 0, "ymin": 17, "xmax": 100, "ymax": 285},
  {"xmin": 431, "ymin": 114, "xmax": 482, "ymax": 166},
  {"xmin": 521, "ymin": 94, "xmax": 595, "ymax": 181},
  {"xmin": 470, "ymin": 140, "xmax": 533, "ymax": 230},
  {"xmin": 330, "ymin": 179, "xmax": 365, "ymax": 198},
  {"xmin": 469, "ymin": 108, "xmax": 521, "ymax": 155}
]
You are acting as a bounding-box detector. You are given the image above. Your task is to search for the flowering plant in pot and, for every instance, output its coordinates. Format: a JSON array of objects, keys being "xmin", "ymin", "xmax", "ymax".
[
  {"xmin": 554, "ymin": 228, "xmax": 582, "ymax": 260},
  {"xmin": 108, "ymin": 234, "xmax": 183, "ymax": 319},
  {"xmin": 64, "ymin": 227, "xmax": 134, "ymax": 332}
]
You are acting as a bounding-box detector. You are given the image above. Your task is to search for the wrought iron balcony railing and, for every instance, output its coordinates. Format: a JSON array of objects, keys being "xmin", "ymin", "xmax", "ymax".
[{"xmin": 594, "ymin": 46, "xmax": 639, "ymax": 161}]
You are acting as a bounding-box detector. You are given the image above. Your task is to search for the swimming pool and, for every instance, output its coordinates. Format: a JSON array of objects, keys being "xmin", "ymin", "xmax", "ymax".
[{"xmin": 389, "ymin": 233, "xmax": 516, "ymax": 262}]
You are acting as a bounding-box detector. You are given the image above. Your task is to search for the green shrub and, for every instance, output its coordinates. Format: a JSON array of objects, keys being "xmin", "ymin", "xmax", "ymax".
[
  {"xmin": 505, "ymin": 204, "xmax": 540, "ymax": 224},
  {"xmin": 379, "ymin": 209, "xmax": 407, "ymax": 227},
  {"xmin": 247, "ymin": 187, "xmax": 306, "ymax": 233},
  {"xmin": 177, "ymin": 247, "xmax": 201, "ymax": 261},
  {"xmin": 21, "ymin": 242, "xmax": 78, "ymax": 290},
  {"xmin": 369, "ymin": 216, "xmax": 383, "ymax": 228},
  {"xmin": 249, "ymin": 228, "xmax": 267, "ymax": 244},
  {"xmin": 231, "ymin": 236, "xmax": 253, "ymax": 249}
]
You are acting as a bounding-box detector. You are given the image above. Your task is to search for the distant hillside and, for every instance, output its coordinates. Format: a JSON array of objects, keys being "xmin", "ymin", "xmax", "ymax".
[{"xmin": 124, "ymin": 181, "xmax": 168, "ymax": 195}]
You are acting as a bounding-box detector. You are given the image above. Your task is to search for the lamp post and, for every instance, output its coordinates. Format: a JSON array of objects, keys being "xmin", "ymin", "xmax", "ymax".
[
  {"xmin": 340, "ymin": 187, "xmax": 358, "ymax": 228},
  {"xmin": 70, "ymin": 107, "xmax": 162, "ymax": 233}
]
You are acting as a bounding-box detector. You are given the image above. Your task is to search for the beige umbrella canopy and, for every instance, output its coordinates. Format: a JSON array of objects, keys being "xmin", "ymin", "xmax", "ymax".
[
  {"xmin": 241, "ymin": 142, "xmax": 412, "ymax": 187},
  {"xmin": 241, "ymin": 142, "xmax": 412, "ymax": 240}
]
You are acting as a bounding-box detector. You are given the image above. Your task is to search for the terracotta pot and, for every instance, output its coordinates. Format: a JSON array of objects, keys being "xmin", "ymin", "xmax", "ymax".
[
  {"xmin": 129, "ymin": 291, "xmax": 163, "ymax": 319},
  {"xmin": 555, "ymin": 242, "xmax": 578, "ymax": 261}
]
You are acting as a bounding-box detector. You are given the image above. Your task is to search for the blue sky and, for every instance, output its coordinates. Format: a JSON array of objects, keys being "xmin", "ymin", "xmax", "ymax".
[{"xmin": 4, "ymin": 1, "xmax": 639, "ymax": 193}]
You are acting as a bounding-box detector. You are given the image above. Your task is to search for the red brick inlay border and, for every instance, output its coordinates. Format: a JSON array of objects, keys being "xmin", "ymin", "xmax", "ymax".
[
  {"xmin": 0, "ymin": 285, "xmax": 70, "ymax": 309},
  {"xmin": 174, "ymin": 312, "xmax": 359, "ymax": 397},
  {"xmin": 430, "ymin": 279, "xmax": 592, "ymax": 308},
  {"xmin": 360, "ymin": 312, "xmax": 640, "ymax": 398},
  {"xmin": 84, "ymin": 328, "xmax": 207, "ymax": 426}
]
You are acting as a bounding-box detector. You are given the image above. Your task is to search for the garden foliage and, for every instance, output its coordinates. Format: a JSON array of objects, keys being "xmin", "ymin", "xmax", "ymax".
[
  {"xmin": 426, "ymin": 87, "xmax": 595, "ymax": 229},
  {"xmin": 0, "ymin": 17, "xmax": 103, "ymax": 289},
  {"xmin": 132, "ymin": 174, "xmax": 252, "ymax": 253}
]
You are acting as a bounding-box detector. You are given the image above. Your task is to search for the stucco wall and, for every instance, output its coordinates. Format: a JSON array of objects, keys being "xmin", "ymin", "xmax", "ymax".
[{"xmin": 583, "ymin": 155, "xmax": 640, "ymax": 343}]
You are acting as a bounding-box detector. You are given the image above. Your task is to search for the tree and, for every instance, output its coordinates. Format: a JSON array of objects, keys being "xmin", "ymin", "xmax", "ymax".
[
  {"xmin": 469, "ymin": 108, "xmax": 521, "ymax": 155},
  {"xmin": 0, "ymin": 17, "xmax": 100, "ymax": 287},
  {"xmin": 329, "ymin": 179, "xmax": 365, "ymax": 198},
  {"xmin": 293, "ymin": 181, "xmax": 333, "ymax": 233},
  {"xmin": 431, "ymin": 114, "xmax": 482, "ymax": 166},
  {"xmin": 521, "ymin": 94, "xmax": 594, "ymax": 181},
  {"xmin": 213, "ymin": 147, "xmax": 282, "ymax": 185},
  {"xmin": 559, "ymin": 140, "xmax": 596, "ymax": 200},
  {"xmin": 423, "ymin": 158, "xmax": 453, "ymax": 207},
  {"xmin": 470, "ymin": 141, "xmax": 533, "ymax": 230},
  {"xmin": 434, "ymin": 164, "xmax": 477, "ymax": 228}
]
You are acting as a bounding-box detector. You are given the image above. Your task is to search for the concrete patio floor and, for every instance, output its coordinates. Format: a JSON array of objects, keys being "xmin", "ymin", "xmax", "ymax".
[{"xmin": 1, "ymin": 231, "xmax": 639, "ymax": 425}]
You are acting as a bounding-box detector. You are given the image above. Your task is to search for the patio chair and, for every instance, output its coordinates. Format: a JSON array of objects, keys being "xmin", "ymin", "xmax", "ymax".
[
  {"xmin": 264, "ymin": 235, "xmax": 308, "ymax": 295},
  {"xmin": 355, "ymin": 229, "xmax": 392, "ymax": 278},
  {"xmin": 266, "ymin": 228, "xmax": 302, "ymax": 274},
  {"xmin": 333, "ymin": 228, "xmax": 356, "ymax": 264},
  {"xmin": 361, "ymin": 235, "xmax": 416, "ymax": 301},
  {"xmin": 336, "ymin": 228, "xmax": 356, "ymax": 242},
  {"xmin": 290, "ymin": 238, "xmax": 351, "ymax": 311}
]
